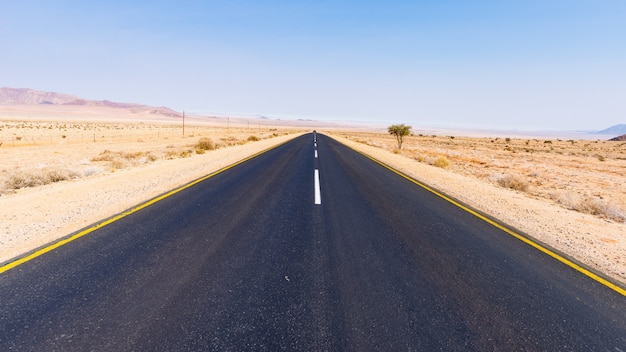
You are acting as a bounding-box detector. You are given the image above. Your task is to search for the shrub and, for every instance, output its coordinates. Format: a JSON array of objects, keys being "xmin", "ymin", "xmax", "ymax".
[
  {"xmin": 122, "ymin": 151, "xmax": 144, "ymax": 160},
  {"xmin": 91, "ymin": 150, "xmax": 116, "ymax": 162},
  {"xmin": 45, "ymin": 169, "xmax": 78, "ymax": 183},
  {"xmin": 496, "ymin": 174, "xmax": 529, "ymax": 192},
  {"xmin": 110, "ymin": 159, "xmax": 127, "ymax": 169},
  {"xmin": 92, "ymin": 150, "xmax": 156, "ymax": 168},
  {"xmin": 145, "ymin": 152, "xmax": 158, "ymax": 162},
  {"xmin": 247, "ymin": 135, "xmax": 260, "ymax": 142},
  {"xmin": 196, "ymin": 137, "xmax": 215, "ymax": 151},
  {"xmin": 432, "ymin": 156, "xmax": 449, "ymax": 168},
  {"xmin": 4, "ymin": 168, "xmax": 79, "ymax": 190},
  {"xmin": 5, "ymin": 172, "xmax": 44, "ymax": 189},
  {"xmin": 164, "ymin": 150, "xmax": 179, "ymax": 159},
  {"xmin": 555, "ymin": 193, "xmax": 626, "ymax": 222}
]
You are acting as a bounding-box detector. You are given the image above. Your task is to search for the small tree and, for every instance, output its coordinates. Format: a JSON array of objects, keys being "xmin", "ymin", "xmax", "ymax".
[{"xmin": 388, "ymin": 124, "xmax": 412, "ymax": 150}]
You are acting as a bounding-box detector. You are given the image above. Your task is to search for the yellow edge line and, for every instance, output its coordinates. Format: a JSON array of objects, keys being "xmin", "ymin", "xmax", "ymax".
[
  {"xmin": 348, "ymin": 145, "xmax": 626, "ymax": 297},
  {"xmin": 0, "ymin": 137, "xmax": 296, "ymax": 276}
]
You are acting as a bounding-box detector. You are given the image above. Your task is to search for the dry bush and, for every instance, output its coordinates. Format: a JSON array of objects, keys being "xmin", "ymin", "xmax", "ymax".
[
  {"xmin": 423, "ymin": 156, "xmax": 449, "ymax": 168},
  {"xmin": 4, "ymin": 172, "xmax": 45, "ymax": 189},
  {"xmin": 122, "ymin": 151, "xmax": 145, "ymax": 160},
  {"xmin": 247, "ymin": 135, "xmax": 260, "ymax": 142},
  {"xmin": 91, "ymin": 150, "xmax": 116, "ymax": 162},
  {"xmin": 91, "ymin": 150, "xmax": 157, "ymax": 169},
  {"xmin": 4, "ymin": 168, "xmax": 79, "ymax": 191},
  {"xmin": 495, "ymin": 174, "xmax": 529, "ymax": 192},
  {"xmin": 110, "ymin": 159, "xmax": 128, "ymax": 169},
  {"xmin": 164, "ymin": 150, "xmax": 180, "ymax": 160},
  {"xmin": 144, "ymin": 152, "xmax": 158, "ymax": 163},
  {"xmin": 555, "ymin": 193, "xmax": 625, "ymax": 222},
  {"xmin": 196, "ymin": 137, "xmax": 216, "ymax": 151},
  {"xmin": 45, "ymin": 169, "xmax": 79, "ymax": 183},
  {"xmin": 220, "ymin": 136, "xmax": 240, "ymax": 146},
  {"xmin": 432, "ymin": 156, "xmax": 450, "ymax": 168}
]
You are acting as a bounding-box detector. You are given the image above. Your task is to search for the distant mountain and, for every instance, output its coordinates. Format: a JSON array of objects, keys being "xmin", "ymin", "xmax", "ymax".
[
  {"xmin": 0, "ymin": 87, "xmax": 80, "ymax": 105},
  {"xmin": 609, "ymin": 134, "xmax": 626, "ymax": 142},
  {"xmin": 597, "ymin": 124, "xmax": 626, "ymax": 135},
  {"xmin": 0, "ymin": 87, "xmax": 181, "ymax": 118}
]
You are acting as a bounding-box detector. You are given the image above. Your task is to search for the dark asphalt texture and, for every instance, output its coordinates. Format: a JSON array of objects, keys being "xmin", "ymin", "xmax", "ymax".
[{"xmin": 0, "ymin": 133, "xmax": 625, "ymax": 351}]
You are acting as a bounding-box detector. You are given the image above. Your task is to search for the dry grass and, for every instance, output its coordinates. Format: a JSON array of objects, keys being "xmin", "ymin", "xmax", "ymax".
[
  {"xmin": 196, "ymin": 137, "xmax": 216, "ymax": 151},
  {"xmin": 495, "ymin": 174, "xmax": 530, "ymax": 192},
  {"xmin": 431, "ymin": 156, "xmax": 450, "ymax": 168},
  {"xmin": 91, "ymin": 150, "xmax": 158, "ymax": 169},
  {"xmin": 554, "ymin": 193, "xmax": 626, "ymax": 222},
  {"xmin": 4, "ymin": 168, "xmax": 79, "ymax": 191}
]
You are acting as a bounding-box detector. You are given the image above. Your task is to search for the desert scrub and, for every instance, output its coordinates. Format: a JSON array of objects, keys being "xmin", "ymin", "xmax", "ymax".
[
  {"xmin": 247, "ymin": 135, "xmax": 260, "ymax": 142},
  {"xmin": 494, "ymin": 174, "xmax": 529, "ymax": 192},
  {"xmin": 196, "ymin": 137, "xmax": 216, "ymax": 151},
  {"xmin": 164, "ymin": 150, "xmax": 180, "ymax": 160},
  {"xmin": 427, "ymin": 156, "xmax": 449, "ymax": 168},
  {"xmin": 4, "ymin": 168, "xmax": 79, "ymax": 190},
  {"xmin": 91, "ymin": 150, "xmax": 157, "ymax": 169},
  {"xmin": 220, "ymin": 136, "xmax": 240, "ymax": 146},
  {"xmin": 554, "ymin": 193, "xmax": 626, "ymax": 222}
]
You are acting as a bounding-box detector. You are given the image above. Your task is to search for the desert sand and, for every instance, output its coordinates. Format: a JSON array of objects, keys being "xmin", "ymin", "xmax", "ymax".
[{"xmin": 1, "ymin": 107, "xmax": 625, "ymax": 288}]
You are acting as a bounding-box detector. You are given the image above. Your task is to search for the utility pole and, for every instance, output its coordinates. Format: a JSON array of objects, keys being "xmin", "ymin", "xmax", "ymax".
[{"xmin": 182, "ymin": 110, "xmax": 185, "ymax": 136}]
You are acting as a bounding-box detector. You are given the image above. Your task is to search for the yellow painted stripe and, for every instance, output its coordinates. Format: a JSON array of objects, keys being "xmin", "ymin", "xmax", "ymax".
[
  {"xmin": 0, "ymin": 137, "xmax": 297, "ymax": 275},
  {"xmin": 348, "ymin": 145, "xmax": 626, "ymax": 297}
]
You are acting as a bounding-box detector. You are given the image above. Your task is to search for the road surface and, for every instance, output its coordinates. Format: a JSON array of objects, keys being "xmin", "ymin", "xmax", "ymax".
[{"xmin": 1, "ymin": 133, "xmax": 625, "ymax": 351}]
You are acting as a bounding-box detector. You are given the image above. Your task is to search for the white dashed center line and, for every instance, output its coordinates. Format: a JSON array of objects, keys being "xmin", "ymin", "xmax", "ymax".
[{"xmin": 314, "ymin": 169, "xmax": 321, "ymax": 205}]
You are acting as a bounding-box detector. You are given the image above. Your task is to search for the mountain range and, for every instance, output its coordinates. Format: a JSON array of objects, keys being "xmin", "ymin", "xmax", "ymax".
[
  {"xmin": 0, "ymin": 87, "xmax": 181, "ymax": 118},
  {"xmin": 1, "ymin": 87, "xmax": 624, "ymax": 137},
  {"xmin": 597, "ymin": 124, "xmax": 626, "ymax": 135}
]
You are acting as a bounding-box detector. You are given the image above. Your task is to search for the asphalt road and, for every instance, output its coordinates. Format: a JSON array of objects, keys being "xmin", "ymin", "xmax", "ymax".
[{"xmin": 1, "ymin": 133, "xmax": 625, "ymax": 351}]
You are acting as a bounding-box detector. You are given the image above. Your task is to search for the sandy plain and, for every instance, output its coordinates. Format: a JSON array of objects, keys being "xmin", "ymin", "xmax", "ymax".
[{"xmin": 1, "ymin": 106, "xmax": 625, "ymax": 289}]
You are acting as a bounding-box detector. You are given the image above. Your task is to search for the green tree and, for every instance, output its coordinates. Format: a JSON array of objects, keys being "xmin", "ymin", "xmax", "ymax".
[{"xmin": 388, "ymin": 124, "xmax": 412, "ymax": 150}]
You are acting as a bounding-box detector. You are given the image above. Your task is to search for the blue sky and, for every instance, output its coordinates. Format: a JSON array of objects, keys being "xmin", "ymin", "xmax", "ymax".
[{"xmin": 1, "ymin": 1, "xmax": 625, "ymax": 130}]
